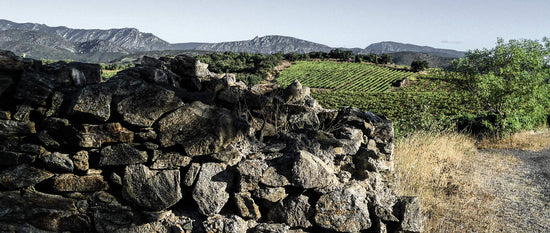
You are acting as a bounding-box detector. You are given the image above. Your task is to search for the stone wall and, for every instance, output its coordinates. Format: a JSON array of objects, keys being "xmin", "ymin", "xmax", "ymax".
[{"xmin": 0, "ymin": 50, "xmax": 422, "ymax": 233}]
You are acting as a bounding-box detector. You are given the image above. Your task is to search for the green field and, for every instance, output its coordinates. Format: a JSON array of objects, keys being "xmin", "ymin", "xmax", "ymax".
[{"xmin": 277, "ymin": 61, "xmax": 414, "ymax": 92}]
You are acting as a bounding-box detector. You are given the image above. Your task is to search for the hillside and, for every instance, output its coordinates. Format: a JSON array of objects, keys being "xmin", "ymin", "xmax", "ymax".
[
  {"xmin": 362, "ymin": 41, "xmax": 465, "ymax": 58},
  {"xmin": 390, "ymin": 51, "xmax": 457, "ymax": 68},
  {"xmin": 193, "ymin": 35, "xmax": 333, "ymax": 54},
  {"xmin": 0, "ymin": 19, "xmax": 465, "ymax": 64}
]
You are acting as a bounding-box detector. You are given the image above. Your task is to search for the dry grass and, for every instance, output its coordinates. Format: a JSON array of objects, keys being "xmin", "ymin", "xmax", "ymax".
[
  {"xmin": 478, "ymin": 128, "xmax": 550, "ymax": 151},
  {"xmin": 394, "ymin": 131, "xmax": 521, "ymax": 232}
]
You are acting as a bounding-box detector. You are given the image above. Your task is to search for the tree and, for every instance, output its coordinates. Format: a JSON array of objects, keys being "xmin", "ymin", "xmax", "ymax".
[
  {"xmin": 449, "ymin": 38, "xmax": 550, "ymax": 135},
  {"xmin": 410, "ymin": 60, "xmax": 429, "ymax": 72},
  {"xmin": 380, "ymin": 54, "xmax": 392, "ymax": 64}
]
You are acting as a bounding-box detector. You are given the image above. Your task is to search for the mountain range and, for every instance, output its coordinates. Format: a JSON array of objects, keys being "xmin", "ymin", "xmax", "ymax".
[{"xmin": 0, "ymin": 19, "xmax": 465, "ymax": 64}]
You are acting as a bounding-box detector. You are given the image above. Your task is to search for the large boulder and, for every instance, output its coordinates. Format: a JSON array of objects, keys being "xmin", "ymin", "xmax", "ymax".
[
  {"xmin": 291, "ymin": 150, "xmax": 338, "ymax": 189},
  {"xmin": 192, "ymin": 163, "xmax": 232, "ymax": 216},
  {"xmin": 156, "ymin": 101, "xmax": 247, "ymax": 156},
  {"xmin": 116, "ymin": 86, "xmax": 183, "ymax": 127},
  {"xmin": 0, "ymin": 189, "xmax": 91, "ymax": 232},
  {"xmin": 314, "ymin": 184, "xmax": 372, "ymax": 232},
  {"xmin": 0, "ymin": 164, "xmax": 53, "ymax": 190},
  {"xmin": 122, "ymin": 164, "xmax": 182, "ymax": 211},
  {"xmin": 70, "ymin": 85, "xmax": 112, "ymax": 122}
]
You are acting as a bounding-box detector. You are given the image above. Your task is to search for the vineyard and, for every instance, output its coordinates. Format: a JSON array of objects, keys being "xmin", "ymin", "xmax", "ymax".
[{"xmin": 277, "ymin": 61, "xmax": 414, "ymax": 92}]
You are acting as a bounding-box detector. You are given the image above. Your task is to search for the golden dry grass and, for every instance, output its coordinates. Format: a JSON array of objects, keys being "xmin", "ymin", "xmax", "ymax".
[
  {"xmin": 394, "ymin": 131, "xmax": 521, "ymax": 232},
  {"xmin": 478, "ymin": 128, "xmax": 550, "ymax": 151}
]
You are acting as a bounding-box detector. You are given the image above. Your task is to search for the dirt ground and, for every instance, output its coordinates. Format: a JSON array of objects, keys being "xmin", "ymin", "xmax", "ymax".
[{"xmin": 481, "ymin": 147, "xmax": 550, "ymax": 232}]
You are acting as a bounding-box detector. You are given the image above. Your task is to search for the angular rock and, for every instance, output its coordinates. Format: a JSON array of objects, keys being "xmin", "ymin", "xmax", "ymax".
[
  {"xmin": 234, "ymin": 192, "xmax": 261, "ymax": 220},
  {"xmin": 169, "ymin": 54, "xmax": 211, "ymax": 78},
  {"xmin": 260, "ymin": 166, "xmax": 291, "ymax": 188},
  {"xmin": 183, "ymin": 163, "xmax": 201, "ymax": 187},
  {"xmin": 275, "ymin": 195, "xmax": 313, "ymax": 228},
  {"xmin": 37, "ymin": 130, "xmax": 60, "ymax": 148},
  {"xmin": 40, "ymin": 152, "xmax": 74, "ymax": 172},
  {"xmin": 314, "ymin": 184, "xmax": 371, "ymax": 232},
  {"xmin": 72, "ymin": 150, "xmax": 89, "ymax": 172},
  {"xmin": 210, "ymin": 149, "xmax": 243, "ymax": 166},
  {"xmin": 0, "ymin": 164, "xmax": 53, "ymax": 190},
  {"xmin": 0, "ymin": 50, "xmax": 25, "ymax": 71},
  {"xmin": 122, "ymin": 164, "xmax": 181, "ymax": 211},
  {"xmin": 78, "ymin": 123, "xmax": 134, "ymax": 148},
  {"xmin": 117, "ymin": 86, "xmax": 183, "ymax": 127},
  {"xmin": 192, "ymin": 163, "xmax": 232, "ymax": 216},
  {"xmin": 252, "ymin": 187, "xmax": 287, "ymax": 203},
  {"xmin": 67, "ymin": 62, "xmax": 102, "ymax": 85},
  {"xmin": 202, "ymin": 215, "xmax": 248, "ymax": 233},
  {"xmin": 288, "ymin": 112, "xmax": 319, "ymax": 130},
  {"xmin": 0, "ymin": 189, "xmax": 91, "ymax": 232},
  {"xmin": 89, "ymin": 191, "xmax": 134, "ymax": 233},
  {"xmin": 71, "ymin": 85, "xmax": 112, "ymax": 122},
  {"xmin": 135, "ymin": 127, "xmax": 157, "ymax": 141},
  {"xmin": 151, "ymin": 151, "xmax": 191, "ymax": 169},
  {"xmin": 156, "ymin": 101, "xmax": 247, "ymax": 156},
  {"xmin": 15, "ymin": 71, "xmax": 54, "ymax": 106},
  {"xmin": 99, "ymin": 143, "xmax": 148, "ymax": 166},
  {"xmin": 396, "ymin": 196, "xmax": 423, "ymax": 233},
  {"xmin": 51, "ymin": 174, "xmax": 109, "ymax": 192},
  {"xmin": 13, "ymin": 104, "xmax": 32, "ymax": 121},
  {"xmin": 250, "ymin": 223, "xmax": 290, "ymax": 233},
  {"xmin": 0, "ymin": 119, "xmax": 36, "ymax": 137},
  {"xmin": 283, "ymin": 80, "xmax": 310, "ymax": 104},
  {"xmin": 0, "ymin": 151, "xmax": 35, "ymax": 166},
  {"xmin": 0, "ymin": 111, "xmax": 11, "ymax": 120},
  {"xmin": 237, "ymin": 159, "xmax": 268, "ymax": 191},
  {"xmin": 46, "ymin": 91, "xmax": 64, "ymax": 117},
  {"xmin": 291, "ymin": 150, "xmax": 337, "ymax": 189}
]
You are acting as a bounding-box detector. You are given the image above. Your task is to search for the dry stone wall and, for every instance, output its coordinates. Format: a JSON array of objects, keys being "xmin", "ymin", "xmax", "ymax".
[{"xmin": 0, "ymin": 50, "xmax": 422, "ymax": 233}]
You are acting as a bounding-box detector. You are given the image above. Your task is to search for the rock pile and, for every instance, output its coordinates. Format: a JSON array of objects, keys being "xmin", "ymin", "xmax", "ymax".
[{"xmin": 0, "ymin": 50, "xmax": 422, "ymax": 233}]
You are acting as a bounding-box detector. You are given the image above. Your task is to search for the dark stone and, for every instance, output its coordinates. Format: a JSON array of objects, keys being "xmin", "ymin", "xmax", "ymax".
[
  {"xmin": 72, "ymin": 150, "xmax": 89, "ymax": 172},
  {"xmin": 70, "ymin": 85, "xmax": 112, "ymax": 122},
  {"xmin": 99, "ymin": 143, "xmax": 147, "ymax": 166},
  {"xmin": 15, "ymin": 71, "xmax": 54, "ymax": 106},
  {"xmin": 78, "ymin": 123, "xmax": 134, "ymax": 148},
  {"xmin": 0, "ymin": 189, "xmax": 91, "ymax": 232},
  {"xmin": 183, "ymin": 163, "xmax": 201, "ymax": 187},
  {"xmin": 40, "ymin": 152, "xmax": 74, "ymax": 172},
  {"xmin": 0, "ymin": 151, "xmax": 36, "ymax": 166},
  {"xmin": 0, "ymin": 164, "xmax": 53, "ymax": 190},
  {"xmin": 150, "ymin": 151, "xmax": 191, "ymax": 169},
  {"xmin": 156, "ymin": 101, "xmax": 247, "ymax": 156},
  {"xmin": 67, "ymin": 62, "xmax": 102, "ymax": 85},
  {"xmin": 0, "ymin": 119, "xmax": 36, "ymax": 137},
  {"xmin": 117, "ymin": 86, "xmax": 183, "ymax": 127},
  {"xmin": 51, "ymin": 174, "xmax": 109, "ymax": 192},
  {"xmin": 314, "ymin": 184, "xmax": 371, "ymax": 232},
  {"xmin": 122, "ymin": 164, "xmax": 182, "ymax": 211},
  {"xmin": 192, "ymin": 163, "xmax": 232, "ymax": 216}
]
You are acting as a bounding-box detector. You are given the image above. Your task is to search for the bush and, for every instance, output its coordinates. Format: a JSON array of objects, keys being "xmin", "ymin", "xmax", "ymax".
[{"xmin": 411, "ymin": 60, "xmax": 429, "ymax": 72}]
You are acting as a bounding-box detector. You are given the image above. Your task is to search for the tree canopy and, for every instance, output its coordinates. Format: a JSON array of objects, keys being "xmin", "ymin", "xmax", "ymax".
[{"xmin": 449, "ymin": 38, "xmax": 550, "ymax": 135}]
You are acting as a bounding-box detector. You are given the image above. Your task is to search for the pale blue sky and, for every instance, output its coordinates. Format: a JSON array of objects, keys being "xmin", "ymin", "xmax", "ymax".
[{"xmin": 3, "ymin": 0, "xmax": 549, "ymax": 51}]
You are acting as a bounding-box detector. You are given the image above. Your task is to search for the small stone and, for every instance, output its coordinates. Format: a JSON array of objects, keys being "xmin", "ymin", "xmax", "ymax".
[
  {"xmin": 252, "ymin": 187, "xmax": 287, "ymax": 203},
  {"xmin": 237, "ymin": 159, "xmax": 268, "ymax": 191},
  {"xmin": 0, "ymin": 111, "xmax": 11, "ymax": 120},
  {"xmin": 0, "ymin": 120, "xmax": 36, "ymax": 137},
  {"xmin": 13, "ymin": 105, "xmax": 32, "ymax": 121},
  {"xmin": 183, "ymin": 163, "xmax": 201, "ymax": 187},
  {"xmin": 78, "ymin": 123, "xmax": 134, "ymax": 148},
  {"xmin": 51, "ymin": 174, "xmax": 109, "ymax": 192},
  {"xmin": 150, "ymin": 151, "xmax": 191, "ymax": 169},
  {"xmin": 40, "ymin": 152, "xmax": 74, "ymax": 172},
  {"xmin": 250, "ymin": 223, "xmax": 290, "ymax": 233},
  {"xmin": 234, "ymin": 192, "xmax": 261, "ymax": 220},
  {"xmin": 99, "ymin": 144, "xmax": 147, "ymax": 166},
  {"xmin": 72, "ymin": 151, "xmax": 89, "ymax": 172},
  {"xmin": 202, "ymin": 215, "xmax": 248, "ymax": 233},
  {"xmin": 0, "ymin": 164, "xmax": 53, "ymax": 190}
]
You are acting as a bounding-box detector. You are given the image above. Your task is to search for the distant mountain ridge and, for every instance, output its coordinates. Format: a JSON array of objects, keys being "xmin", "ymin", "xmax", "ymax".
[
  {"xmin": 362, "ymin": 41, "xmax": 465, "ymax": 58},
  {"xmin": 0, "ymin": 19, "xmax": 465, "ymax": 63}
]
